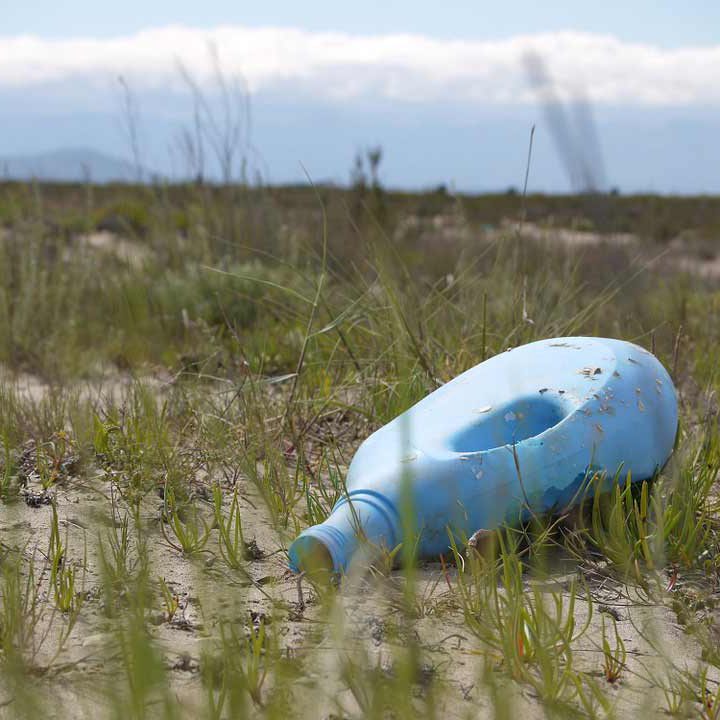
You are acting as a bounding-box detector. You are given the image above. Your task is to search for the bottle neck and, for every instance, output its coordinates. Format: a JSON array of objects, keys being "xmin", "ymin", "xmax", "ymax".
[{"xmin": 289, "ymin": 490, "xmax": 399, "ymax": 574}]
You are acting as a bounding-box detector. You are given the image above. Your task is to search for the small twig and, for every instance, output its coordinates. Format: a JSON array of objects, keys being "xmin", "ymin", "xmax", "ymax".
[
  {"xmin": 522, "ymin": 275, "xmax": 534, "ymax": 325},
  {"xmin": 283, "ymin": 166, "xmax": 328, "ymax": 432},
  {"xmin": 439, "ymin": 554, "xmax": 454, "ymax": 594},
  {"xmin": 517, "ymin": 124, "xmax": 536, "ymax": 235},
  {"xmin": 672, "ymin": 324, "xmax": 683, "ymax": 379},
  {"xmin": 481, "ymin": 291, "xmax": 488, "ymax": 361},
  {"xmin": 510, "ymin": 442, "xmax": 541, "ymax": 526},
  {"xmin": 296, "ymin": 572, "xmax": 306, "ymax": 611}
]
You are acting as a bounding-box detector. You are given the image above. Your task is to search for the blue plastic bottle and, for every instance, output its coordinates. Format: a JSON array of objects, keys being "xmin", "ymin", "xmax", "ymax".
[{"xmin": 289, "ymin": 337, "xmax": 678, "ymax": 573}]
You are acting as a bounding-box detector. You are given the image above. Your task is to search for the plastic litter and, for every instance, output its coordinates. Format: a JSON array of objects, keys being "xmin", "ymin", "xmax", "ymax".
[{"xmin": 288, "ymin": 336, "xmax": 678, "ymax": 574}]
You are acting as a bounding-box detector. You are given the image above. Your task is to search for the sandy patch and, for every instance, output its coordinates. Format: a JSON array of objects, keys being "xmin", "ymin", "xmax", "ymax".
[{"xmin": 75, "ymin": 231, "xmax": 152, "ymax": 270}]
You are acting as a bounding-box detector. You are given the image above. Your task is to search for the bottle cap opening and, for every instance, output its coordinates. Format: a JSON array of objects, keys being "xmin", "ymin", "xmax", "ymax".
[{"xmin": 288, "ymin": 534, "xmax": 336, "ymax": 577}]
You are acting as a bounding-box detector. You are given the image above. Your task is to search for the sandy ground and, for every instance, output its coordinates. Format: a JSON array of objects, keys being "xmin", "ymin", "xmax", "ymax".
[{"xmin": 0, "ymin": 364, "xmax": 174, "ymax": 407}]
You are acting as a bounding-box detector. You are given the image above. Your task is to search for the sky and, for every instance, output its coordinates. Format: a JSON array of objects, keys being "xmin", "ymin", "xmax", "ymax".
[
  {"xmin": 2, "ymin": 2, "xmax": 720, "ymax": 192},
  {"xmin": 6, "ymin": 1, "xmax": 720, "ymax": 47}
]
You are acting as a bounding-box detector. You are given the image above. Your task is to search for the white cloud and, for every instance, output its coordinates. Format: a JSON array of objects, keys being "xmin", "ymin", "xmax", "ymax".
[{"xmin": 1, "ymin": 26, "xmax": 720, "ymax": 106}]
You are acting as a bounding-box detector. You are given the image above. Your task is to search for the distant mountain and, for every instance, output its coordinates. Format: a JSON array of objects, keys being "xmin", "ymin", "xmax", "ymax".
[
  {"xmin": 2, "ymin": 101, "xmax": 720, "ymax": 192},
  {"xmin": 0, "ymin": 148, "xmax": 154, "ymax": 183}
]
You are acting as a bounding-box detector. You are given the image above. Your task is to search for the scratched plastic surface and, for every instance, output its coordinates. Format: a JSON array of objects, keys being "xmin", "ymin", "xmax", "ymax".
[{"xmin": 289, "ymin": 337, "xmax": 678, "ymax": 573}]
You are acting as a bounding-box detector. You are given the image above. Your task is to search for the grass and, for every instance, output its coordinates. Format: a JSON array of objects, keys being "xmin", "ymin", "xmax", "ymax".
[{"xmin": 0, "ymin": 177, "xmax": 719, "ymax": 717}]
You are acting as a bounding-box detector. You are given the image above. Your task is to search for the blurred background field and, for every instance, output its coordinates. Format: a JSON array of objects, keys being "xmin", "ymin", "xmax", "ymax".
[{"xmin": 2, "ymin": 175, "xmax": 720, "ymax": 381}]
